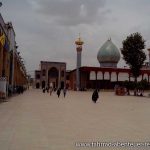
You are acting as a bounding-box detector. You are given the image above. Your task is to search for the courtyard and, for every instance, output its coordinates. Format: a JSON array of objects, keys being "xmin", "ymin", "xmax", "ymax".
[{"xmin": 0, "ymin": 89, "xmax": 150, "ymax": 150}]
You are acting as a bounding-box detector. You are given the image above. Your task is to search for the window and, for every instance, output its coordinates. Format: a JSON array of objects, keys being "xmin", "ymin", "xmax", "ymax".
[
  {"xmin": 36, "ymin": 74, "xmax": 40, "ymax": 79},
  {"xmin": 66, "ymin": 75, "xmax": 69, "ymax": 80},
  {"xmin": 42, "ymin": 69, "xmax": 46, "ymax": 76},
  {"xmin": 61, "ymin": 71, "xmax": 64, "ymax": 77}
]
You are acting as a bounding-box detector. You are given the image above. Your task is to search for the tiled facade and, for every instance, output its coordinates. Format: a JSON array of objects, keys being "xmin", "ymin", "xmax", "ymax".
[{"xmin": 35, "ymin": 61, "xmax": 66, "ymax": 89}]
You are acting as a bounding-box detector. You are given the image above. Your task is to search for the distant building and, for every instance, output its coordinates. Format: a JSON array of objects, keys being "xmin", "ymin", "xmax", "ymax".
[
  {"xmin": 35, "ymin": 70, "xmax": 41, "ymax": 89},
  {"xmin": 35, "ymin": 61, "xmax": 66, "ymax": 89}
]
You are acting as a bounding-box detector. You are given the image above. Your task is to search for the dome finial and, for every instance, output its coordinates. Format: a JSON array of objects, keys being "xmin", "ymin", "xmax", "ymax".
[
  {"xmin": 75, "ymin": 33, "xmax": 84, "ymax": 45},
  {"xmin": 78, "ymin": 33, "xmax": 82, "ymax": 41}
]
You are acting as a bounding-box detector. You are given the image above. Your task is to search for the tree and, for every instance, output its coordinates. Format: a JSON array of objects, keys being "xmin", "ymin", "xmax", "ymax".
[
  {"xmin": 123, "ymin": 80, "xmax": 131, "ymax": 95},
  {"xmin": 122, "ymin": 33, "xmax": 146, "ymax": 80},
  {"xmin": 140, "ymin": 79, "xmax": 149, "ymax": 90},
  {"xmin": 121, "ymin": 32, "xmax": 146, "ymax": 95}
]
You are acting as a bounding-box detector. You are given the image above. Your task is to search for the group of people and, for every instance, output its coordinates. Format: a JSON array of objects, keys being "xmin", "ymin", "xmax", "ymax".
[
  {"xmin": 134, "ymin": 89, "xmax": 144, "ymax": 96},
  {"xmin": 56, "ymin": 88, "xmax": 67, "ymax": 98},
  {"xmin": 8, "ymin": 85, "xmax": 25, "ymax": 96},
  {"xmin": 42, "ymin": 86, "xmax": 67, "ymax": 98},
  {"xmin": 42, "ymin": 86, "xmax": 99, "ymax": 103}
]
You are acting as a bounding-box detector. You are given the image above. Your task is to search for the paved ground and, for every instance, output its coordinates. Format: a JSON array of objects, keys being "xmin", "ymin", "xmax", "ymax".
[{"xmin": 0, "ymin": 89, "xmax": 150, "ymax": 150}]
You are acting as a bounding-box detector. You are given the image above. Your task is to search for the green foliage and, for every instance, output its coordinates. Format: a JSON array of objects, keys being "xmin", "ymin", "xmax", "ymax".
[
  {"xmin": 138, "ymin": 79, "xmax": 149, "ymax": 90},
  {"xmin": 122, "ymin": 32, "xmax": 146, "ymax": 79},
  {"xmin": 123, "ymin": 80, "xmax": 135, "ymax": 89},
  {"xmin": 123, "ymin": 80, "xmax": 130, "ymax": 89},
  {"xmin": 123, "ymin": 79, "xmax": 149, "ymax": 90}
]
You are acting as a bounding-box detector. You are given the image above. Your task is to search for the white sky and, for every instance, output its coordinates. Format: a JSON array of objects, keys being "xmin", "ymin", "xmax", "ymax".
[{"xmin": 1, "ymin": 0, "xmax": 150, "ymax": 76}]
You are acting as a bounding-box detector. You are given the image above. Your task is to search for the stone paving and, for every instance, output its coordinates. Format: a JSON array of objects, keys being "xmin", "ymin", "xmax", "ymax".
[{"xmin": 0, "ymin": 89, "xmax": 150, "ymax": 150}]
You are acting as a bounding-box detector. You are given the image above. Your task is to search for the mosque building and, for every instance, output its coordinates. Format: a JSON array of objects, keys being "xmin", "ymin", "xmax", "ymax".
[{"xmin": 35, "ymin": 36, "xmax": 150, "ymax": 90}]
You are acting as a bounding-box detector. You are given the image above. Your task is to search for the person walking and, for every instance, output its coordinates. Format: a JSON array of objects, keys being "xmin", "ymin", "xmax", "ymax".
[
  {"xmin": 63, "ymin": 88, "xmax": 67, "ymax": 98},
  {"xmin": 92, "ymin": 89, "xmax": 99, "ymax": 103},
  {"xmin": 57, "ymin": 88, "xmax": 61, "ymax": 98},
  {"xmin": 49, "ymin": 82, "xmax": 53, "ymax": 95},
  {"xmin": 42, "ymin": 88, "xmax": 45, "ymax": 93},
  {"xmin": 46, "ymin": 86, "xmax": 49, "ymax": 93},
  {"xmin": 49, "ymin": 87, "xmax": 53, "ymax": 96}
]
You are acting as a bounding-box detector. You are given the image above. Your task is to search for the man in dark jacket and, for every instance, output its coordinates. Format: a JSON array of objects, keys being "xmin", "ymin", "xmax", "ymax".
[{"xmin": 92, "ymin": 89, "xmax": 99, "ymax": 103}]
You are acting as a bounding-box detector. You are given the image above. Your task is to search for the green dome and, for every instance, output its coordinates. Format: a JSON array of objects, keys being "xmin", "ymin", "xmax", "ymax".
[{"xmin": 97, "ymin": 39, "xmax": 120, "ymax": 68}]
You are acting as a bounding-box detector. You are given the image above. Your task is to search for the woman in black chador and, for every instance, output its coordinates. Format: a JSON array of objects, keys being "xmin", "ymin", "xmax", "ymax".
[{"xmin": 92, "ymin": 89, "xmax": 99, "ymax": 103}]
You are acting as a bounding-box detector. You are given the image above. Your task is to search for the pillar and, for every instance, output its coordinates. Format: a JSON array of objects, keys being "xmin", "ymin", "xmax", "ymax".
[{"xmin": 75, "ymin": 35, "xmax": 84, "ymax": 91}]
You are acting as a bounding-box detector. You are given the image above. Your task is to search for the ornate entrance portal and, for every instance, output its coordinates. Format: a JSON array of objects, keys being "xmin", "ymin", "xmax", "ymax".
[
  {"xmin": 35, "ymin": 61, "xmax": 66, "ymax": 89},
  {"xmin": 48, "ymin": 67, "xmax": 59, "ymax": 88}
]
